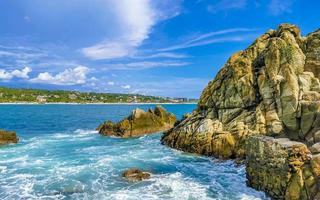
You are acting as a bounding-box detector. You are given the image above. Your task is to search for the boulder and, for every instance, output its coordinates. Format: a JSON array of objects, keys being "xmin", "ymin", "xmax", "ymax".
[
  {"xmin": 97, "ymin": 105, "xmax": 176, "ymax": 137},
  {"xmin": 0, "ymin": 130, "xmax": 18, "ymax": 145},
  {"xmin": 122, "ymin": 168, "xmax": 151, "ymax": 181}
]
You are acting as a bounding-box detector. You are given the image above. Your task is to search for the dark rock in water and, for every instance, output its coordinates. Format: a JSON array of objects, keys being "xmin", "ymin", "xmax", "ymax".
[
  {"xmin": 97, "ymin": 105, "xmax": 176, "ymax": 138},
  {"xmin": 122, "ymin": 168, "xmax": 151, "ymax": 181},
  {"xmin": 0, "ymin": 130, "xmax": 18, "ymax": 145}
]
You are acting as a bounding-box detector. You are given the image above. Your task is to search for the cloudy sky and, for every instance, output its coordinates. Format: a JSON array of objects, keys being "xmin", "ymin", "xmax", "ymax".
[{"xmin": 0, "ymin": 0, "xmax": 319, "ymax": 98}]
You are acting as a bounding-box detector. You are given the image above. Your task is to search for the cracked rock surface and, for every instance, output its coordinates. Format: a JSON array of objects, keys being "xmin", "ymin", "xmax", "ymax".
[
  {"xmin": 162, "ymin": 24, "xmax": 320, "ymax": 158},
  {"xmin": 161, "ymin": 24, "xmax": 320, "ymax": 199}
]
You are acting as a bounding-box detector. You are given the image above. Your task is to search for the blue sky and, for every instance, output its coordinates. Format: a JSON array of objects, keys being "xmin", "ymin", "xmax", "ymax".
[{"xmin": 0, "ymin": 0, "xmax": 319, "ymax": 98}]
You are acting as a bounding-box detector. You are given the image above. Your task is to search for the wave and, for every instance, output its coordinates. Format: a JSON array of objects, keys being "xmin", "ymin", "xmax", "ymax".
[
  {"xmin": 0, "ymin": 126, "xmax": 268, "ymax": 200},
  {"xmin": 49, "ymin": 129, "xmax": 98, "ymax": 141},
  {"xmin": 74, "ymin": 129, "xmax": 98, "ymax": 135},
  {"xmin": 104, "ymin": 172, "xmax": 211, "ymax": 200}
]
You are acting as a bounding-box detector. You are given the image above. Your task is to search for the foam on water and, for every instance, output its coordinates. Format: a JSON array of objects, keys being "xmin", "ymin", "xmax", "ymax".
[
  {"xmin": 107, "ymin": 173, "xmax": 211, "ymax": 200},
  {"xmin": 0, "ymin": 104, "xmax": 270, "ymax": 200},
  {"xmin": 0, "ymin": 130, "xmax": 269, "ymax": 200}
]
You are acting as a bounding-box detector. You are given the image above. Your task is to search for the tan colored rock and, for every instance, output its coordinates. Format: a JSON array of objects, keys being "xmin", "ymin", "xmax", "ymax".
[
  {"xmin": 311, "ymin": 154, "xmax": 320, "ymax": 177},
  {"xmin": 162, "ymin": 24, "xmax": 320, "ymax": 158},
  {"xmin": 314, "ymin": 131, "xmax": 320, "ymax": 143},
  {"xmin": 0, "ymin": 130, "xmax": 18, "ymax": 145},
  {"xmin": 305, "ymin": 29, "xmax": 320, "ymax": 79},
  {"xmin": 309, "ymin": 143, "xmax": 320, "ymax": 154},
  {"xmin": 161, "ymin": 24, "xmax": 320, "ymax": 199},
  {"xmin": 122, "ymin": 168, "xmax": 151, "ymax": 181},
  {"xmin": 98, "ymin": 105, "xmax": 176, "ymax": 138},
  {"xmin": 246, "ymin": 136, "xmax": 317, "ymax": 200}
]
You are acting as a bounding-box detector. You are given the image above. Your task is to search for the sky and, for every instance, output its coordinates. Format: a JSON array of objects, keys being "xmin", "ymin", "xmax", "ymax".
[{"xmin": 0, "ymin": 0, "xmax": 319, "ymax": 98}]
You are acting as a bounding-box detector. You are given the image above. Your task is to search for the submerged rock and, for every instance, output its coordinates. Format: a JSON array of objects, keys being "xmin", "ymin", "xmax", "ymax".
[
  {"xmin": 0, "ymin": 130, "xmax": 18, "ymax": 145},
  {"xmin": 122, "ymin": 168, "xmax": 151, "ymax": 181},
  {"xmin": 97, "ymin": 105, "xmax": 176, "ymax": 137},
  {"xmin": 161, "ymin": 24, "xmax": 320, "ymax": 198}
]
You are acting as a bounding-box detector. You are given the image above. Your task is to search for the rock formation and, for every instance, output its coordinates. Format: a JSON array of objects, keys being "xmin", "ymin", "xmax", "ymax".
[
  {"xmin": 98, "ymin": 105, "xmax": 176, "ymax": 137},
  {"xmin": 161, "ymin": 24, "xmax": 320, "ymax": 199},
  {"xmin": 0, "ymin": 130, "xmax": 18, "ymax": 145},
  {"xmin": 246, "ymin": 136, "xmax": 320, "ymax": 199},
  {"xmin": 122, "ymin": 168, "xmax": 151, "ymax": 181}
]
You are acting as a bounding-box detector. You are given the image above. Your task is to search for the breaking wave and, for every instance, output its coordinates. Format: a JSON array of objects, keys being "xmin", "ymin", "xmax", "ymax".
[{"xmin": 0, "ymin": 105, "xmax": 269, "ymax": 200}]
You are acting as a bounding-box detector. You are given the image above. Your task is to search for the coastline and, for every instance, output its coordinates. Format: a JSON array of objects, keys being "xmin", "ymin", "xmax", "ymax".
[{"xmin": 0, "ymin": 102, "xmax": 197, "ymax": 105}]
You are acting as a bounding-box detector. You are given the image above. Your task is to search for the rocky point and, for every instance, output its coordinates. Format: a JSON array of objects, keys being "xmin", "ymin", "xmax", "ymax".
[
  {"xmin": 97, "ymin": 105, "xmax": 176, "ymax": 138},
  {"xmin": 161, "ymin": 24, "xmax": 320, "ymax": 199}
]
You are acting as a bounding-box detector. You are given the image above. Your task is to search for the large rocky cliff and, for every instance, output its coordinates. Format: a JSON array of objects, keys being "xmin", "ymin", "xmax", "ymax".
[{"xmin": 161, "ymin": 24, "xmax": 320, "ymax": 199}]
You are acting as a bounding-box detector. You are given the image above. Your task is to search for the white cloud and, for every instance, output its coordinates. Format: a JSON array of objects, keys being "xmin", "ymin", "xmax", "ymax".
[
  {"xmin": 82, "ymin": 0, "xmax": 181, "ymax": 60},
  {"xmin": 121, "ymin": 85, "xmax": 131, "ymax": 89},
  {"xmin": 122, "ymin": 77, "xmax": 208, "ymax": 98},
  {"xmin": 102, "ymin": 61, "xmax": 191, "ymax": 70},
  {"xmin": 0, "ymin": 67, "xmax": 32, "ymax": 80},
  {"xmin": 268, "ymin": 0, "xmax": 293, "ymax": 16},
  {"xmin": 133, "ymin": 52, "xmax": 188, "ymax": 59},
  {"xmin": 108, "ymin": 81, "xmax": 115, "ymax": 85},
  {"xmin": 79, "ymin": 75, "xmax": 207, "ymax": 98},
  {"xmin": 31, "ymin": 66, "xmax": 89, "ymax": 85},
  {"xmin": 11, "ymin": 67, "xmax": 32, "ymax": 79},
  {"xmin": 90, "ymin": 77, "xmax": 98, "ymax": 81},
  {"xmin": 0, "ymin": 46, "xmax": 48, "ymax": 60},
  {"xmin": 159, "ymin": 28, "xmax": 258, "ymax": 51},
  {"xmin": 125, "ymin": 61, "xmax": 190, "ymax": 69},
  {"xmin": 0, "ymin": 45, "xmax": 53, "ymax": 68}
]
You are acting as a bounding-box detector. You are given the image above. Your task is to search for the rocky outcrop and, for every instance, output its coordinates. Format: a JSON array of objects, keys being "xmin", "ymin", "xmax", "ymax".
[
  {"xmin": 98, "ymin": 105, "xmax": 176, "ymax": 138},
  {"xmin": 0, "ymin": 130, "xmax": 18, "ymax": 145},
  {"xmin": 305, "ymin": 29, "xmax": 320, "ymax": 79},
  {"xmin": 122, "ymin": 168, "xmax": 151, "ymax": 181},
  {"xmin": 161, "ymin": 24, "xmax": 320, "ymax": 199},
  {"xmin": 246, "ymin": 136, "xmax": 320, "ymax": 200},
  {"xmin": 162, "ymin": 24, "xmax": 320, "ymax": 159}
]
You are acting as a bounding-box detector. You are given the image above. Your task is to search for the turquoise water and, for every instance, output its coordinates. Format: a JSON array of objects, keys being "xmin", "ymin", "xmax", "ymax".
[{"xmin": 0, "ymin": 104, "xmax": 269, "ymax": 200}]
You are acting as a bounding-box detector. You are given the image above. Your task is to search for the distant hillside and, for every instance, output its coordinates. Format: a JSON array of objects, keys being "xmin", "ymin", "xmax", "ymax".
[{"xmin": 0, "ymin": 87, "xmax": 197, "ymax": 104}]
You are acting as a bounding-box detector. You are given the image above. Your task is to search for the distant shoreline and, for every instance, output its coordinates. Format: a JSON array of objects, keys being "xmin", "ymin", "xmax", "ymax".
[{"xmin": 0, "ymin": 102, "xmax": 197, "ymax": 105}]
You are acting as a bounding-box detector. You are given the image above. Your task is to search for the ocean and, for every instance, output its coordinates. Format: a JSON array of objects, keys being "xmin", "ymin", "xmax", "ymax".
[{"xmin": 0, "ymin": 104, "xmax": 268, "ymax": 200}]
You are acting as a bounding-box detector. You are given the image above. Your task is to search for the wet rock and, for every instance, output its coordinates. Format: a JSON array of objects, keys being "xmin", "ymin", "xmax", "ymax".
[
  {"xmin": 97, "ymin": 105, "xmax": 176, "ymax": 138},
  {"xmin": 122, "ymin": 168, "xmax": 151, "ymax": 181},
  {"xmin": 0, "ymin": 130, "xmax": 18, "ymax": 145}
]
